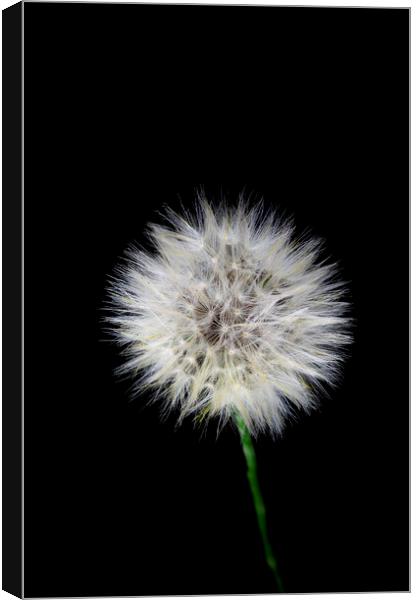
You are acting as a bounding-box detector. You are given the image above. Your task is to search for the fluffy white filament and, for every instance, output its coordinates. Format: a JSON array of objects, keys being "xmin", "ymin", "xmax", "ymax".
[{"xmin": 107, "ymin": 199, "xmax": 351, "ymax": 436}]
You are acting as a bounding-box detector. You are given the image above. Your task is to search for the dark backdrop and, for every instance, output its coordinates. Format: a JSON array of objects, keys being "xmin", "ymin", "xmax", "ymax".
[{"xmin": 23, "ymin": 3, "xmax": 409, "ymax": 597}]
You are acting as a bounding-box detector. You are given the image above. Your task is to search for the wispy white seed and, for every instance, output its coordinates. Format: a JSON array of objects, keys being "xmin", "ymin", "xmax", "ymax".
[{"xmin": 106, "ymin": 197, "xmax": 351, "ymax": 436}]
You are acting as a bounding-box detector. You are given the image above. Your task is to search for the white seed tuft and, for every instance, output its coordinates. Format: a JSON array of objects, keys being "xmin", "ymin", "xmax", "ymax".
[{"xmin": 106, "ymin": 197, "xmax": 352, "ymax": 436}]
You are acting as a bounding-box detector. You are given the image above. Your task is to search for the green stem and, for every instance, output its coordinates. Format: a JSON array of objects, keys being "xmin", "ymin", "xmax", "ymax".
[{"xmin": 235, "ymin": 413, "xmax": 284, "ymax": 593}]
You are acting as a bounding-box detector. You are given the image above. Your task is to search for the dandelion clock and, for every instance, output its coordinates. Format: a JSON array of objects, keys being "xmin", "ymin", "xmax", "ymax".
[{"xmin": 107, "ymin": 193, "xmax": 352, "ymax": 591}]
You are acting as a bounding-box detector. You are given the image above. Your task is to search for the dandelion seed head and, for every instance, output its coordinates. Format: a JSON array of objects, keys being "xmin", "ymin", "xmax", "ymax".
[{"xmin": 107, "ymin": 197, "xmax": 351, "ymax": 436}]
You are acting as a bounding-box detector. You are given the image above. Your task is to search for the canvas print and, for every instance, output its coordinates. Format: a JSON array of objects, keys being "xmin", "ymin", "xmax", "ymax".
[{"xmin": 2, "ymin": 2, "xmax": 409, "ymax": 598}]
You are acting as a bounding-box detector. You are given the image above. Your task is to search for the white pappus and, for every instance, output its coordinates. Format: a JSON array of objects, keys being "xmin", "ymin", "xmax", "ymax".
[{"xmin": 107, "ymin": 196, "xmax": 351, "ymax": 436}]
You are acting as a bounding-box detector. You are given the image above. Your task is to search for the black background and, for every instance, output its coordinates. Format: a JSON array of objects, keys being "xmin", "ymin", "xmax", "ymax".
[{"xmin": 23, "ymin": 3, "xmax": 409, "ymax": 597}]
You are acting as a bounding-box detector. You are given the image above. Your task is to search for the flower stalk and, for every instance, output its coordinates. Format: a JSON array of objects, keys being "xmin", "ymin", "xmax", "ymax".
[{"xmin": 235, "ymin": 412, "xmax": 284, "ymax": 593}]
